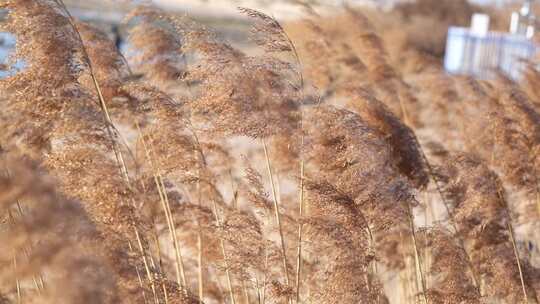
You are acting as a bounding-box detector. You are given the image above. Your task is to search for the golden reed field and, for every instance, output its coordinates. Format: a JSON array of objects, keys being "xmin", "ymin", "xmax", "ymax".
[{"xmin": 1, "ymin": 0, "xmax": 540, "ymax": 303}]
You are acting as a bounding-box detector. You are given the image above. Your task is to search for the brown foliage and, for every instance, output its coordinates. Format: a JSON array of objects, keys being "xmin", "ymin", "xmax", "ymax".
[{"xmin": 2, "ymin": 1, "xmax": 540, "ymax": 303}]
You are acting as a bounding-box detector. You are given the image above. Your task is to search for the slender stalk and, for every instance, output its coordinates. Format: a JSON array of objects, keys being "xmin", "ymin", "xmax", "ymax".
[
  {"xmin": 133, "ymin": 224, "xmax": 159, "ymax": 304},
  {"xmin": 137, "ymin": 125, "xmax": 188, "ymax": 288},
  {"xmin": 423, "ymin": 193, "xmax": 432, "ymax": 291},
  {"xmin": 213, "ymin": 269, "xmax": 226, "ymax": 302},
  {"xmin": 55, "ymin": 0, "xmax": 132, "ymax": 182},
  {"xmin": 262, "ymin": 246, "xmax": 269, "ymax": 304},
  {"xmin": 153, "ymin": 231, "xmax": 163, "ymax": 272},
  {"xmin": 37, "ymin": 273, "xmax": 45, "ymax": 291},
  {"xmin": 128, "ymin": 241, "xmax": 149, "ymax": 304},
  {"xmin": 255, "ymin": 277, "xmax": 262, "ymax": 304},
  {"xmin": 398, "ymin": 96, "xmax": 411, "ymax": 129},
  {"xmin": 229, "ymin": 169, "xmax": 239, "ymax": 208},
  {"xmin": 366, "ymin": 223, "xmax": 378, "ymax": 280},
  {"xmin": 295, "ymin": 81, "xmax": 306, "ymax": 303},
  {"xmin": 135, "ymin": 228, "xmax": 160, "ymax": 304},
  {"xmin": 497, "ymin": 190, "xmax": 529, "ymax": 303},
  {"xmin": 148, "ymin": 240, "xmax": 170, "ymax": 304},
  {"xmin": 212, "ymin": 201, "xmax": 237, "ymax": 304},
  {"xmin": 295, "ymin": 160, "xmax": 304, "ymax": 304},
  {"xmin": 54, "ymin": 5, "xmax": 165, "ymax": 303},
  {"xmin": 488, "ymin": 143, "xmax": 531, "ymax": 302},
  {"xmin": 13, "ymin": 255, "xmax": 21, "ymax": 304},
  {"xmin": 406, "ymin": 204, "xmax": 429, "ymax": 304},
  {"xmin": 536, "ymin": 177, "xmax": 540, "ymax": 218},
  {"xmin": 162, "ymin": 283, "xmax": 170, "ymax": 304},
  {"xmin": 398, "ymin": 232, "xmax": 413, "ymax": 304},
  {"xmin": 262, "ymin": 139, "xmax": 290, "ymax": 286},
  {"xmin": 150, "ymin": 231, "xmax": 169, "ymax": 304},
  {"xmin": 256, "ymin": 21, "xmax": 302, "ymax": 302},
  {"xmin": 131, "ymin": 134, "xmax": 181, "ymax": 304},
  {"xmin": 159, "ymin": 174, "xmax": 188, "ymax": 287},
  {"xmin": 242, "ymin": 280, "xmax": 251, "ymax": 304},
  {"xmin": 196, "ymin": 171, "xmax": 204, "ymax": 304},
  {"xmin": 197, "ymin": 231, "xmax": 204, "ymax": 303},
  {"xmin": 507, "ymin": 221, "xmax": 529, "ymax": 303},
  {"xmin": 532, "ymin": 150, "xmax": 540, "ymax": 217}
]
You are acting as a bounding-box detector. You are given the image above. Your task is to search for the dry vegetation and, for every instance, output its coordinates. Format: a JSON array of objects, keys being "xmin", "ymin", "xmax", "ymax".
[{"xmin": 1, "ymin": 0, "xmax": 540, "ymax": 303}]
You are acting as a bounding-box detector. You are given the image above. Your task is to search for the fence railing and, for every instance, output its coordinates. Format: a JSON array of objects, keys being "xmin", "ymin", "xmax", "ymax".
[{"xmin": 444, "ymin": 26, "xmax": 538, "ymax": 80}]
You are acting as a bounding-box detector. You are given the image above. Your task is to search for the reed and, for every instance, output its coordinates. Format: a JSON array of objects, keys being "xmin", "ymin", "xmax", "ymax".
[{"xmin": 2, "ymin": 1, "xmax": 540, "ymax": 303}]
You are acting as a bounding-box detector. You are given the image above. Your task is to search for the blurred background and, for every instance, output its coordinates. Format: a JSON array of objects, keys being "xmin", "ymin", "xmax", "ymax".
[
  {"xmin": 2, "ymin": 0, "xmax": 540, "ymax": 80},
  {"xmin": 58, "ymin": 0, "xmax": 540, "ymax": 69}
]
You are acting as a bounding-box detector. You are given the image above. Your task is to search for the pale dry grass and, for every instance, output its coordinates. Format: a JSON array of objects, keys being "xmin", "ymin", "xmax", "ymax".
[{"xmin": 1, "ymin": 1, "xmax": 540, "ymax": 304}]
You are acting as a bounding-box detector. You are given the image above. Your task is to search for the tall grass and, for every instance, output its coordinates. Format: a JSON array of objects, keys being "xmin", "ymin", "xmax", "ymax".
[{"xmin": 1, "ymin": 0, "xmax": 540, "ymax": 303}]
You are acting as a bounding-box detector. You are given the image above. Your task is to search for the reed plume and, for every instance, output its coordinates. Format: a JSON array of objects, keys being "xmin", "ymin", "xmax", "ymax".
[
  {"xmin": 125, "ymin": 7, "xmax": 185, "ymax": 86},
  {"xmin": 303, "ymin": 105, "xmax": 419, "ymax": 270},
  {"xmin": 0, "ymin": 156, "xmax": 118, "ymax": 304},
  {"xmin": 0, "ymin": 2, "xmax": 188, "ymax": 302},
  {"xmin": 417, "ymin": 227, "xmax": 481, "ymax": 304},
  {"xmin": 438, "ymin": 153, "xmax": 539, "ymax": 303},
  {"xmin": 455, "ymin": 78, "xmax": 539, "ymax": 205},
  {"xmin": 303, "ymin": 178, "xmax": 387, "ymax": 303},
  {"xmin": 346, "ymin": 90, "xmax": 429, "ymax": 188}
]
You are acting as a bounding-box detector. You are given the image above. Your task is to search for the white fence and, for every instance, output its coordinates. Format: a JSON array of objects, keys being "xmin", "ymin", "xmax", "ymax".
[{"xmin": 444, "ymin": 26, "xmax": 538, "ymax": 80}]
